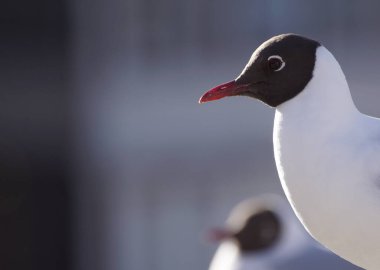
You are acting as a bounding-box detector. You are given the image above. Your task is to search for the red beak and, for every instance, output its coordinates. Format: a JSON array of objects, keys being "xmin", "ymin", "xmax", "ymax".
[
  {"xmin": 207, "ymin": 228, "xmax": 234, "ymax": 243},
  {"xmin": 199, "ymin": 80, "xmax": 250, "ymax": 103}
]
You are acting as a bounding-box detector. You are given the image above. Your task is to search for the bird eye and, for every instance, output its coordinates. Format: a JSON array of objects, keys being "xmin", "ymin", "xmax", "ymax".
[{"xmin": 267, "ymin": 55, "xmax": 285, "ymax": 72}]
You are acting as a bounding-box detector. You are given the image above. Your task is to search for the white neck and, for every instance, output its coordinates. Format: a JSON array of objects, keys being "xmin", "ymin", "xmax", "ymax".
[
  {"xmin": 276, "ymin": 46, "xmax": 358, "ymax": 132},
  {"xmin": 273, "ymin": 46, "xmax": 358, "ymax": 204}
]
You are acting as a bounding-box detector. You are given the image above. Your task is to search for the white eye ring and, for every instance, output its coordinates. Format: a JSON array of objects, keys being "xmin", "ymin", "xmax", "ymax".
[{"xmin": 267, "ymin": 55, "xmax": 285, "ymax": 71}]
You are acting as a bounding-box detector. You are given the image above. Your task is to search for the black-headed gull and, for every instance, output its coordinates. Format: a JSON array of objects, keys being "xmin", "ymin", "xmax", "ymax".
[
  {"xmin": 208, "ymin": 195, "xmax": 361, "ymax": 270},
  {"xmin": 200, "ymin": 34, "xmax": 380, "ymax": 269}
]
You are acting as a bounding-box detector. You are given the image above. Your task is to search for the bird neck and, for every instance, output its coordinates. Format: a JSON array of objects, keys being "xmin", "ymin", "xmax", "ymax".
[{"xmin": 275, "ymin": 46, "xmax": 358, "ymax": 132}]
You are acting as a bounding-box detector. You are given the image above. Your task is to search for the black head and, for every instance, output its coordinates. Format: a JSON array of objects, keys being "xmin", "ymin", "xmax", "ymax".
[
  {"xmin": 233, "ymin": 209, "xmax": 281, "ymax": 253},
  {"xmin": 200, "ymin": 34, "xmax": 321, "ymax": 107}
]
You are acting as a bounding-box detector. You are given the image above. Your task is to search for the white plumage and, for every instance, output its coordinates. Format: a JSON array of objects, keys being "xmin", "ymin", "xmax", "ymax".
[{"xmin": 274, "ymin": 46, "xmax": 380, "ymax": 269}]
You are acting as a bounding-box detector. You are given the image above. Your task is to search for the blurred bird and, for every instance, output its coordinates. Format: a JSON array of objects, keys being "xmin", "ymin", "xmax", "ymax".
[
  {"xmin": 208, "ymin": 195, "xmax": 361, "ymax": 270},
  {"xmin": 200, "ymin": 33, "xmax": 380, "ymax": 269}
]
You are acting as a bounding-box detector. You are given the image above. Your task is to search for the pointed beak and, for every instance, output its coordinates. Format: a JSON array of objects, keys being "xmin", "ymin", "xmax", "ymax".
[
  {"xmin": 206, "ymin": 228, "xmax": 234, "ymax": 243},
  {"xmin": 199, "ymin": 80, "xmax": 251, "ymax": 104}
]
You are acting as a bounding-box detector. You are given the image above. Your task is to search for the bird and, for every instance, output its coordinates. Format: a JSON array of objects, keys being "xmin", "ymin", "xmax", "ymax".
[
  {"xmin": 199, "ymin": 33, "xmax": 380, "ymax": 269},
  {"xmin": 208, "ymin": 195, "xmax": 361, "ymax": 270}
]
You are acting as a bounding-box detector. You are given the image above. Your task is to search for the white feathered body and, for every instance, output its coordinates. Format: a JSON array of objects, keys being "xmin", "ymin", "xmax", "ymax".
[
  {"xmin": 274, "ymin": 46, "xmax": 380, "ymax": 269},
  {"xmin": 209, "ymin": 241, "xmax": 271, "ymax": 270}
]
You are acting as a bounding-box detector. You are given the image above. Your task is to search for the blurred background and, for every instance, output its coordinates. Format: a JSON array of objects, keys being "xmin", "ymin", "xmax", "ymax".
[{"xmin": 1, "ymin": 0, "xmax": 380, "ymax": 269}]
